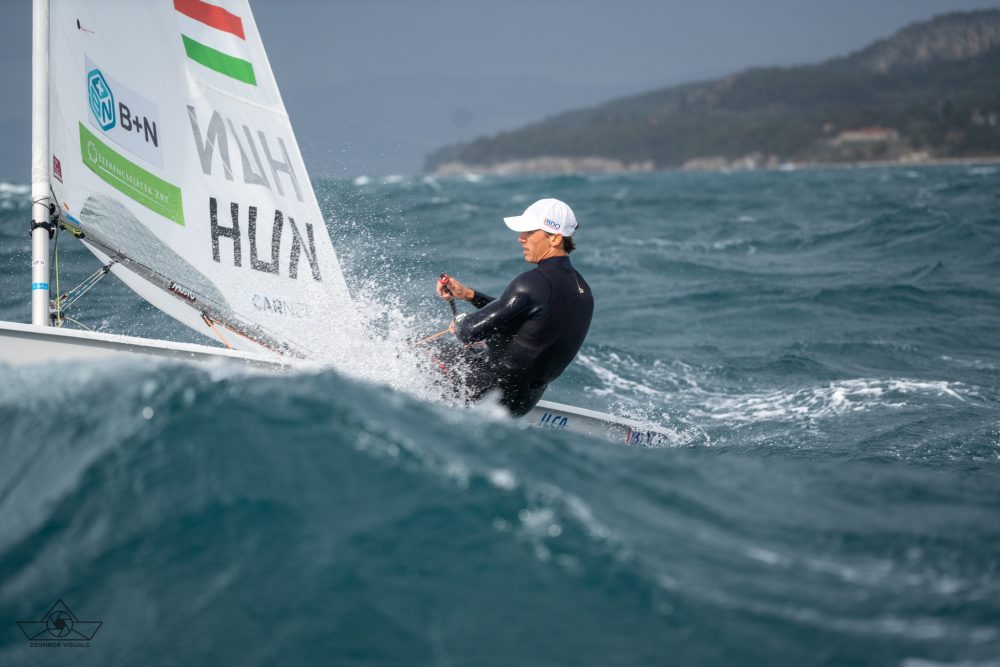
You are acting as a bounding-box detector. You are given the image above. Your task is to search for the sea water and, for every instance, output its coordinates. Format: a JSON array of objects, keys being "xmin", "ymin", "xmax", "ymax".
[{"xmin": 0, "ymin": 167, "xmax": 998, "ymax": 666}]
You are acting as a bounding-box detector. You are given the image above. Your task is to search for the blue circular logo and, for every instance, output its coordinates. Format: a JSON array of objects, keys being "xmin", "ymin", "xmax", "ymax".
[{"xmin": 87, "ymin": 69, "xmax": 115, "ymax": 131}]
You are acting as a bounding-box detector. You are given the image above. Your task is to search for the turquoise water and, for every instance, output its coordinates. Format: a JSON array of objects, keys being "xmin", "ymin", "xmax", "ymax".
[{"xmin": 1, "ymin": 166, "xmax": 999, "ymax": 665}]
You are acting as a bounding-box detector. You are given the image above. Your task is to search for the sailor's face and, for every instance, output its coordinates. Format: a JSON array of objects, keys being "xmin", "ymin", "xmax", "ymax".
[{"xmin": 519, "ymin": 229, "xmax": 555, "ymax": 263}]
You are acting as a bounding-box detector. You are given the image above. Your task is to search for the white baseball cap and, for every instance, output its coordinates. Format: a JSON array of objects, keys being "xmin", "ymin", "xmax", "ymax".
[{"xmin": 503, "ymin": 198, "xmax": 578, "ymax": 237}]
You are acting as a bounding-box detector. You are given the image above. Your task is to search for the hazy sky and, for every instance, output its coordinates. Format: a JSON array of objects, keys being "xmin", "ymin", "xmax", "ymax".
[{"xmin": 1, "ymin": 0, "xmax": 998, "ymax": 179}]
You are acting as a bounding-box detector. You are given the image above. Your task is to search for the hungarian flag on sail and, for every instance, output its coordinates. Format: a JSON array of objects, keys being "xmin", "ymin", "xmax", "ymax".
[{"xmin": 174, "ymin": 0, "xmax": 256, "ymax": 85}]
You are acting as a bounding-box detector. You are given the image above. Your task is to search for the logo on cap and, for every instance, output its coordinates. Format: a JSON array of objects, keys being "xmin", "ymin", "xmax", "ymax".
[{"xmin": 543, "ymin": 218, "xmax": 561, "ymax": 231}]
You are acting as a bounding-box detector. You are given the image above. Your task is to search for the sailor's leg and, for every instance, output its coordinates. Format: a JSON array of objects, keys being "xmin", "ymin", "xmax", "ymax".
[
  {"xmin": 496, "ymin": 380, "xmax": 547, "ymax": 417},
  {"xmin": 423, "ymin": 340, "xmax": 495, "ymax": 402}
]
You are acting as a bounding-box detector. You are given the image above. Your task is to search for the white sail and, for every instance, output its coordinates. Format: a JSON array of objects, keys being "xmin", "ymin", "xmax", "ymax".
[{"xmin": 46, "ymin": 0, "xmax": 353, "ymax": 356}]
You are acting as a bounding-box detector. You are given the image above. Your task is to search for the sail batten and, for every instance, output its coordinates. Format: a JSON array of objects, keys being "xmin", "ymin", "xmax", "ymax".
[{"xmin": 48, "ymin": 0, "xmax": 352, "ymax": 353}]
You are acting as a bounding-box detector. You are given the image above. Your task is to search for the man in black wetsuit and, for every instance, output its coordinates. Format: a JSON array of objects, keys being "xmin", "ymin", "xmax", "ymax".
[{"xmin": 436, "ymin": 198, "xmax": 594, "ymax": 416}]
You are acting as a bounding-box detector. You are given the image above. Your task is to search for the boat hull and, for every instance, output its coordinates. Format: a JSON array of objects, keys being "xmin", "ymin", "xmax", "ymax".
[
  {"xmin": 527, "ymin": 400, "xmax": 669, "ymax": 446},
  {"xmin": 0, "ymin": 320, "xmax": 280, "ymax": 366},
  {"xmin": 0, "ymin": 321, "xmax": 669, "ymax": 445}
]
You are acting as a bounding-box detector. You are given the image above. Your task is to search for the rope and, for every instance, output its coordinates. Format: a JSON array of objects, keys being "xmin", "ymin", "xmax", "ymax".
[
  {"xmin": 412, "ymin": 328, "xmax": 451, "ymax": 345},
  {"xmin": 201, "ymin": 313, "xmax": 234, "ymax": 349},
  {"xmin": 216, "ymin": 320, "xmax": 282, "ymax": 353},
  {"xmin": 51, "ymin": 261, "xmax": 114, "ymax": 316},
  {"xmin": 60, "ymin": 314, "xmax": 93, "ymax": 331}
]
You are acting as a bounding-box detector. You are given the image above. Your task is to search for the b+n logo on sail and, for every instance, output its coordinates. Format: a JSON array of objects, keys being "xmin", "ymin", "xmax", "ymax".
[
  {"xmin": 85, "ymin": 58, "xmax": 163, "ymax": 168},
  {"xmin": 87, "ymin": 69, "xmax": 115, "ymax": 131}
]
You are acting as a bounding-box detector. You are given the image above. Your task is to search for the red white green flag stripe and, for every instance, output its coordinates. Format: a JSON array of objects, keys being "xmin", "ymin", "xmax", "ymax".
[{"xmin": 174, "ymin": 0, "xmax": 256, "ymax": 86}]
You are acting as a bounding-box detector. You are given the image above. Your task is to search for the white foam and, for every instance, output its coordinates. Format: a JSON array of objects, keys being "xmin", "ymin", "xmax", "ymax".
[
  {"xmin": 576, "ymin": 352, "xmax": 661, "ymax": 398},
  {"xmin": 352, "ymin": 175, "xmax": 371, "ymax": 186},
  {"xmin": 276, "ymin": 279, "xmax": 458, "ymax": 408},
  {"xmin": 941, "ymin": 355, "xmax": 1000, "ymax": 371},
  {"xmin": 420, "ymin": 176, "xmax": 442, "ymax": 191},
  {"xmin": 744, "ymin": 546, "xmax": 788, "ymax": 566},
  {"xmin": 573, "ymin": 351, "xmax": 710, "ymax": 446},
  {"xmin": 618, "ymin": 234, "xmax": 760, "ymax": 255},
  {"xmin": 0, "ymin": 182, "xmax": 30, "ymax": 211},
  {"xmin": 487, "ymin": 468, "xmax": 518, "ymax": 491},
  {"xmin": 694, "ymin": 378, "xmax": 969, "ymax": 423},
  {"xmin": 902, "ymin": 660, "xmax": 1000, "ymax": 667},
  {"xmin": 0, "ymin": 182, "xmax": 29, "ymax": 194}
]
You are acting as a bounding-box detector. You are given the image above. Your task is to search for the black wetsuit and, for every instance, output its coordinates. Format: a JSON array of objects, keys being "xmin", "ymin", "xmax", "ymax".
[{"xmin": 451, "ymin": 255, "xmax": 594, "ymax": 416}]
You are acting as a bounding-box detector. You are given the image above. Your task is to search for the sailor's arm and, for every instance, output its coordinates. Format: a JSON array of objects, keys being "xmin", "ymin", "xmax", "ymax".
[
  {"xmin": 469, "ymin": 291, "xmax": 494, "ymax": 308},
  {"xmin": 452, "ymin": 273, "xmax": 541, "ymax": 344}
]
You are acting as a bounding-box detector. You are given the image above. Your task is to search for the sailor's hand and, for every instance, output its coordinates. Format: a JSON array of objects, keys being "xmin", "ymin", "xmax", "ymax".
[
  {"xmin": 437, "ymin": 274, "xmax": 473, "ymax": 301},
  {"xmin": 448, "ymin": 319, "xmax": 456, "ymax": 335}
]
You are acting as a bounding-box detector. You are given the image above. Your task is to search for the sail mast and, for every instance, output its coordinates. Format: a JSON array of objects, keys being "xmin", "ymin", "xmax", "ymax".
[{"xmin": 30, "ymin": 0, "xmax": 51, "ymax": 326}]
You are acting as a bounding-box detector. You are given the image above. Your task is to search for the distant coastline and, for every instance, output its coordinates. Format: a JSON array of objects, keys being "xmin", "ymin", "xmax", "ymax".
[
  {"xmin": 431, "ymin": 153, "xmax": 1000, "ymax": 177},
  {"xmin": 426, "ymin": 10, "xmax": 1000, "ymax": 177}
]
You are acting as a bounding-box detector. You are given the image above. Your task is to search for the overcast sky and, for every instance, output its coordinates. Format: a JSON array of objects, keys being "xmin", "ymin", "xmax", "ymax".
[{"xmin": 1, "ymin": 0, "xmax": 998, "ymax": 180}]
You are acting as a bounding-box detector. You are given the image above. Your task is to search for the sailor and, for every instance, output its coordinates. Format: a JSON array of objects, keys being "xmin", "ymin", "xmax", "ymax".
[{"xmin": 436, "ymin": 198, "xmax": 594, "ymax": 416}]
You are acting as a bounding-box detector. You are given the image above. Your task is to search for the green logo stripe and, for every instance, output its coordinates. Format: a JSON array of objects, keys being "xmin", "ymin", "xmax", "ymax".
[
  {"xmin": 181, "ymin": 35, "xmax": 256, "ymax": 86},
  {"xmin": 79, "ymin": 123, "xmax": 185, "ymax": 226}
]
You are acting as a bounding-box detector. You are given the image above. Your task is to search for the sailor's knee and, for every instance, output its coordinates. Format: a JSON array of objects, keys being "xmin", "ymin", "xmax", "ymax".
[{"xmin": 500, "ymin": 384, "xmax": 546, "ymax": 417}]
